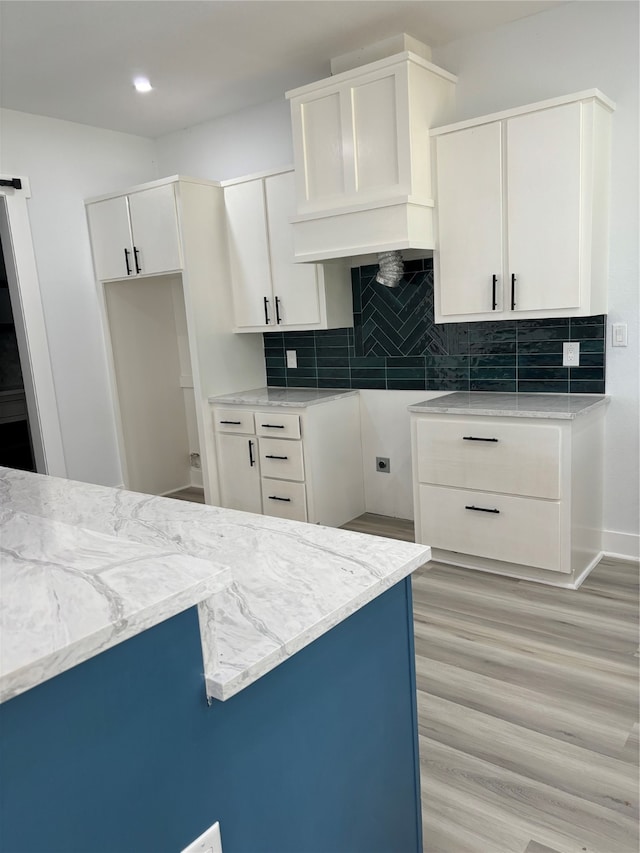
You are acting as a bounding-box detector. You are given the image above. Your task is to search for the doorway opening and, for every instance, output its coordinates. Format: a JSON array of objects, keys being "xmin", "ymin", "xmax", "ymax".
[{"xmin": 0, "ymin": 237, "xmax": 36, "ymax": 471}]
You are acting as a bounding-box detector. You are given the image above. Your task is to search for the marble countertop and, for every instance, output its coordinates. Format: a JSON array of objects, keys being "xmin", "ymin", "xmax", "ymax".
[
  {"xmin": 408, "ymin": 392, "xmax": 608, "ymax": 419},
  {"xmin": 209, "ymin": 387, "xmax": 359, "ymax": 408},
  {"xmin": 0, "ymin": 468, "xmax": 430, "ymax": 703}
]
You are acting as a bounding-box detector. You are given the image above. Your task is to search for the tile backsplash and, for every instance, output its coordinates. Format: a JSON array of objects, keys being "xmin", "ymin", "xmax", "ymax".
[{"xmin": 264, "ymin": 259, "xmax": 606, "ymax": 393}]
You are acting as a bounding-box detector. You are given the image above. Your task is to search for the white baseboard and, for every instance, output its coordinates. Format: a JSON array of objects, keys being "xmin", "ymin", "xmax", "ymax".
[{"xmin": 603, "ymin": 529, "xmax": 640, "ymax": 561}]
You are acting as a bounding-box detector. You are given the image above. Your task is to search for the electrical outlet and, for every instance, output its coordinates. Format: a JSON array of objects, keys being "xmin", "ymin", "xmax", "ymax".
[
  {"xmin": 562, "ymin": 341, "xmax": 580, "ymax": 367},
  {"xmin": 180, "ymin": 821, "xmax": 222, "ymax": 853},
  {"xmin": 376, "ymin": 456, "xmax": 390, "ymax": 473},
  {"xmin": 286, "ymin": 350, "xmax": 297, "ymax": 369}
]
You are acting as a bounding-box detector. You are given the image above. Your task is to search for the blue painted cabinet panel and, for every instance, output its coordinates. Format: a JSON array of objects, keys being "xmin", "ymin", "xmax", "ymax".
[{"xmin": 0, "ymin": 578, "xmax": 421, "ymax": 853}]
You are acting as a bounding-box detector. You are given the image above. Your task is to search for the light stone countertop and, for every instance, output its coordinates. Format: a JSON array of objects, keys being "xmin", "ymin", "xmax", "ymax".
[
  {"xmin": 408, "ymin": 392, "xmax": 609, "ymax": 419},
  {"xmin": 0, "ymin": 468, "xmax": 430, "ymax": 703},
  {"xmin": 209, "ymin": 387, "xmax": 359, "ymax": 407}
]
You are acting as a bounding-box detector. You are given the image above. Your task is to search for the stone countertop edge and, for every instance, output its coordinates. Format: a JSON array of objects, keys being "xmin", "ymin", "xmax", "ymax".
[
  {"xmin": 0, "ymin": 468, "xmax": 431, "ymax": 705},
  {"xmin": 208, "ymin": 387, "xmax": 360, "ymax": 407},
  {"xmin": 407, "ymin": 392, "xmax": 609, "ymax": 419},
  {"xmin": 0, "ymin": 539, "xmax": 232, "ymax": 704},
  {"xmin": 202, "ymin": 545, "xmax": 431, "ymax": 702}
]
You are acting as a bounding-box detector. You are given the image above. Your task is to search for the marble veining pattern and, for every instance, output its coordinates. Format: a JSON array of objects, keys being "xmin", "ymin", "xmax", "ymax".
[
  {"xmin": 0, "ymin": 508, "xmax": 231, "ymax": 703},
  {"xmin": 209, "ymin": 387, "xmax": 359, "ymax": 407},
  {"xmin": 0, "ymin": 468, "xmax": 430, "ymax": 703},
  {"xmin": 408, "ymin": 391, "xmax": 608, "ymax": 419}
]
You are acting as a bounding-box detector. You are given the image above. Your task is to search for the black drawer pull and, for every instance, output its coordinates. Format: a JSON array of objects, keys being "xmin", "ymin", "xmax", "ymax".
[
  {"xmin": 462, "ymin": 436, "xmax": 499, "ymax": 442},
  {"xmin": 124, "ymin": 248, "xmax": 132, "ymax": 275},
  {"xmin": 248, "ymin": 440, "xmax": 255, "ymax": 467},
  {"xmin": 268, "ymin": 495, "xmax": 291, "ymax": 502},
  {"xmin": 263, "ymin": 296, "xmax": 271, "ymax": 324},
  {"xmin": 133, "ymin": 245, "xmax": 142, "ymax": 274},
  {"xmin": 465, "ymin": 505, "xmax": 500, "ymax": 514},
  {"xmin": 265, "ymin": 454, "xmax": 288, "ymax": 460},
  {"xmin": 492, "ymin": 274, "xmax": 498, "ymax": 311},
  {"xmin": 275, "ymin": 295, "xmax": 282, "ymax": 324},
  {"xmin": 220, "ymin": 420, "xmax": 242, "ymax": 425},
  {"xmin": 261, "ymin": 423, "xmax": 285, "ymax": 429},
  {"xmin": 511, "ymin": 273, "xmax": 517, "ymax": 310}
]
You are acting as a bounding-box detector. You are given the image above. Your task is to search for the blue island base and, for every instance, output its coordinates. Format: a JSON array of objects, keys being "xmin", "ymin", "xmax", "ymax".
[{"xmin": 0, "ymin": 578, "xmax": 422, "ymax": 853}]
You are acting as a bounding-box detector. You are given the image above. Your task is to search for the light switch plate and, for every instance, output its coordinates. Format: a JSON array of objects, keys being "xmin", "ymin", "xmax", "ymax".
[
  {"xmin": 286, "ymin": 350, "xmax": 297, "ymax": 369},
  {"xmin": 562, "ymin": 341, "xmax": 580, "ymax": 367},
  {"xmin": 612, "ymin": 323, "xmax": 628, "ymax": 347}
]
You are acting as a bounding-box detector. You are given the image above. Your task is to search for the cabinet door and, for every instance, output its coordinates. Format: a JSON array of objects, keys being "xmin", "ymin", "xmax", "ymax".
[
  {"xmin": 86, "ymin": 196, "xmax": 133, "ymax": 281},
  {"xmin": 128, "ymin": 184, "xmax": 182, "ymax": 276},
  {"xmin": 507, "ymin": 103, "xmax": 582, "ymax": 312},
  {"xmin": 265, "ymin": 173, "xmax": 321, "ymax": 327},
  {"xmin": 225, "ymin": 181, "xmax": 274, "ymax": 328},
  {"xmin": 435, "ymin": 122, "xmax": 504, "ymax": 317},
  {"xmin": 216, "ymin": 432, "xmax": 261, "ymax": 514}
]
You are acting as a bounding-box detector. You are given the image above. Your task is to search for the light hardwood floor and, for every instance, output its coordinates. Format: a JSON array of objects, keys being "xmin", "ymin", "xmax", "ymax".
[{"xmin": 342, "ymin": 514, "xmax": 640, "ymax": 853}]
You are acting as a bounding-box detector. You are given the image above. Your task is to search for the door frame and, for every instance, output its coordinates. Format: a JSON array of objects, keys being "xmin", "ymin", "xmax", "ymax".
[{"xmin": 0, "ymin": 176, "xmax": 66, "ymax": 477}]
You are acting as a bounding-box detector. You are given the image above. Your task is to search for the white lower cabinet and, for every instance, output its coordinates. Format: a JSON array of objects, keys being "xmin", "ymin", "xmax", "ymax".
[
  {"xmin": 212, "ymin": 393, "xmax": 364, "ymax": 527},
  {"xmin": 411, "ymin": 407, "xmax": 606, "ymax": 587}
]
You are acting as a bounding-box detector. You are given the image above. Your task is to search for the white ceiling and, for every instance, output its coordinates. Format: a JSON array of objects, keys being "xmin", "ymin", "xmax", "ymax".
[{"xmin": 0, "ymin": 1, "xmax": 564, "ymax": 139}]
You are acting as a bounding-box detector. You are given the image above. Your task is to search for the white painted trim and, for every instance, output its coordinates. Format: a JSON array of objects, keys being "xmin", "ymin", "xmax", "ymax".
[
  {"xmin": 290, "ymin": 195, "xmax": 435, "ymax": 223},
  {"xmin": 220, "ymin": 166, "xmax": 294, "ymax": 187},
  {"xmin": 84, "ymin": 174, "xmax": 221, "ymax": 205},
  {"xmin": 603, "ymin": 529, "xmax": 640, "ymax": 561},
  {"xmin": 286, "ymin": 51, "xmax": 457, "ymax": 99},
  {"xmin": 430, "ymin": 89, "xmax": 616, "ymax": 137},
  {"xmin": 0, "ymin": 179, "xmax": 67, "ymax": 477}
]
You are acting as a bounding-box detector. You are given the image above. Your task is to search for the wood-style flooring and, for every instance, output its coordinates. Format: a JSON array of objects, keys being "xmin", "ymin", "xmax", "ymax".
[
  {"xmin": 165, "ymin": 486, "xmax": 205, "ymax": 504},
  {"xmin": 342, "ymin": 513, "xmax": 640, "ymax": 853}
]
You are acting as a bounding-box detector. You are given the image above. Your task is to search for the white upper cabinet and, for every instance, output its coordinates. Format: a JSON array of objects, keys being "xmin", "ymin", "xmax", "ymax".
[
  {"xmin": 87, "ymin": 183, "xmax": 182, "ymax": 281},
  {"xmin": 432, "ymin": 91, "xmax": 614, "ymax": 323},
  {"xmin": 223, "ymin": 169, "xmax": 352, "ymax": 333},
  {"xmin": 286, "ymin": 50, "xmax": 456, "ymax": 262}
]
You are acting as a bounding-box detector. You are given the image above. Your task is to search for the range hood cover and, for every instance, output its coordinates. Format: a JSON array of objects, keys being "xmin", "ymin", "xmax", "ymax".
[{"xmin": 286, "ymin": 42, "xmax": 456, "ymax": 265}]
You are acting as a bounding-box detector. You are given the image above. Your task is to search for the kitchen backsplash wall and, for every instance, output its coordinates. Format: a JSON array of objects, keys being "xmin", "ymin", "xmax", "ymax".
[{"xmin": 264, "ymin": 259, "xmax": 606, "ymax": 393}]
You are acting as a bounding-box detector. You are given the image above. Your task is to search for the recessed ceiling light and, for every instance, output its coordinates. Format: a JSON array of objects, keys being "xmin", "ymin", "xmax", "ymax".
[{"xmin": 133, "ymin": 77, "xmax": 152, "ymax": 93}]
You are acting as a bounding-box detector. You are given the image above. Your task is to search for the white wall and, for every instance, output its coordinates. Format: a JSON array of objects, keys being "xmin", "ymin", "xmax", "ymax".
[
  {"xmin": 156, "ymin": 97, "xmax": 294, "ymax": 182},
  {"xmin": 0, "ymin": 109, "xmax": 157, "ymax": 486},
  {"xmin": 432, "ymin": 0, "xmax": 639, "ymax": 555}
]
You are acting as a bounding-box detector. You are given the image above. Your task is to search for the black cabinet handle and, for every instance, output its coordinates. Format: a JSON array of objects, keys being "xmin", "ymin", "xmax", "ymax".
[
  {"xmin": 133, "ymin": 246, "xmax": 141, "ymax": 274},
  {"xmin": 465, "ymin": 505, "xmax": 500, "ymax": 514},
  {"xmin": 268, "ymin": 495, "xmax": 291, "ymax": 502},
  {"xmin": 463, "ymin": 436, "xmax": 499, "ymax": 442},
  {"xmin": 124, "ymin": 248, "xmax": 132, "ymax": 275},
  {"xmin": 511, "ymin": 273, "xmax": 516, "ymax": 310},
  {"xmin": 265, "ymin": 454, "xmax": 288, "ymax": 460},
  {"xmin": 492, "ymin": 274, "xmax": 498, "ymax": 311},
  {"xmin": 261, "ymin": 423, "xmax": 285, "ymax": 429},
  {"xmin": 220, "ymin": 420, "xmax": 242, "ymax": 425},
  {"xmin": 263, "ymin": 296, "xmax": 271, "ymax": 324},
  {"xmin": 248, "ymin": 440, "xmax": 255, "ymax": 467},
  {"xmin": 275, "ymin": 296, "xmax": 282, "ymax": 324}
]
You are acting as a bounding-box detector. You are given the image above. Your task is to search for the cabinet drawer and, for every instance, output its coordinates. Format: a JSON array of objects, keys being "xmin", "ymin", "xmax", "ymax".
[
  {"xmin": 214, "ymin": 408, "xmax": 255, "ymax": 435},
  {"xmin": 255, "ymin": 412, "xmax": 301, "ymax": 439},
  {"xmin": 259, "ymin": 437, "xmax": 305, "ymax": 482},
  {"xmin": 419, "ymin": 484, "xmax": 564, "ymax": 572},
  {"xmin": 261, "ymin": 479, "xmax": 307, "ymax": 522},
  {"xmin": 416, "ymin": 417, "xmax": 562, "ymax": 499}
]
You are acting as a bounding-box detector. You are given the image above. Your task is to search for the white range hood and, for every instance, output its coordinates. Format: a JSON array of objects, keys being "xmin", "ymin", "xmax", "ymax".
[{"xmin": 285, "ymin": 36, "xmax": 457, "ymax": 266}]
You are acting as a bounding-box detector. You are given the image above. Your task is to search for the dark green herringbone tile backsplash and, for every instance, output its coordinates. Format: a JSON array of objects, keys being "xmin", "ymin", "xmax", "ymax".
[{"xmin": 264, "ymin": 259, "xmax": 606, "ymax": 393}]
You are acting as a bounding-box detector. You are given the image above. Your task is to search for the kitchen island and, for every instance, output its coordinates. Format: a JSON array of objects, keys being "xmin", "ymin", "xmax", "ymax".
[{"xmin": 0, "ymin": 467, "xmax": 430, "ymax": 853}]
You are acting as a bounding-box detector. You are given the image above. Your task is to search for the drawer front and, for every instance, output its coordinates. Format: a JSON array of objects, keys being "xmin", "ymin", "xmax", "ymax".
[
  {"xmin": 259, "ymin": 437, "xmax": 305, "ymax": 482},
  {"xmin": 261, "ymin": 479, "xmax": 307, "ymax": 522},
  {"xmin": 255, "ymin": 412, "xmax": 301, "ymax": 439},
  {"xmin": 416, "ymin": 417, "xmax": 562, "ymax": 499},
  {"xmin": 419, "ymin": 484, "xmax": 564, "ymax": 573},
  {"xmin": 214, "ymin": 408, "xmax": 255, "ymax": 435}
]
